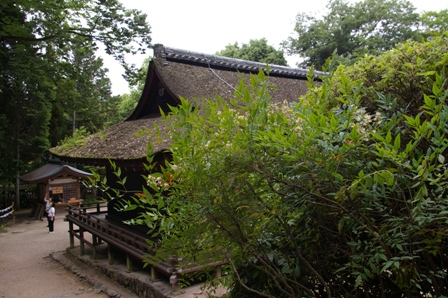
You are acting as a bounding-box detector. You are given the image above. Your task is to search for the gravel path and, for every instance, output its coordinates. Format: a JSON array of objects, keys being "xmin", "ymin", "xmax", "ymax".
[
  {"xmin": 0, "ymin": 208, "xmax": 139, "ymax": 298},
  {"xmin": 0, "ymin": 208, "xmax": 227, "ymax": 298}
]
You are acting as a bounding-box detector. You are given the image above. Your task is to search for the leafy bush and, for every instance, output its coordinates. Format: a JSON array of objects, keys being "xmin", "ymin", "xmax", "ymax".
[
  {"xmin": 53, "ymin": 126, "xmax": 91, "ymax": 154},
  {"xmin": 126, "ymin": 34, "xmax": 448, "ymax": 297}
]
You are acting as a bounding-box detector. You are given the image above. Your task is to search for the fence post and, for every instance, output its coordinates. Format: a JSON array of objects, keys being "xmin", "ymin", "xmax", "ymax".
[
  {"xmin": 126, "ymin": 254, "xmax": 133, "ymax": 272},
  {"xmin": 69, "ymin": 222, "xmax": 75, "ymax": 248},
  {"xmin": 80, "ymin": 228, "xmax": 85, "ymax": 255},
  {"xmin": 108, "ymin": 244, "xmax": 115, "ymax": 265},
  {"xmin": 12, "ymin": 202, "xmax": 15, "ymax": 225},
  {"xmin": 151, "ymin": 266, "xmax": 157, "ymax": 281},
  {"xmin": 169, "ymin": 256, "xmax": 181, "ymax": 293},
  {"xmin": 93, "ymin": 235, "xmax": 98, "ymax": 259}
]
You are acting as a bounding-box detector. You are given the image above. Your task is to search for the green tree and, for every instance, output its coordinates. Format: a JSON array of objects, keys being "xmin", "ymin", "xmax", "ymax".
[
  {"xmin": 47, "ymin": 37, "xmax": 115, "ymax": 145},
  {"xmin": 217, "ymin": 38, "xmax": 288, "ymax": 66},
  {"xmin": 118, "ymin": 34, "xmax": 448, "ymax": 297},
  {"xmin": 0, "ymin": 16, "xmax": 53, "ymax": 208},
  {"xmin": 282, "ymin": 0, "xmax": 423, "ymax": 70},
  {"xmin": 112, "ymin": 56, "xmax": 152, "ymax": 121},
  {"xmin": 0, "ymin": 0, "xmax": 151, "ymax": 207},
  {"xmin": 0, "ymin": 0, "xmax": 151, "ymax": 79},
  {"xmin": 420, "ymin": 9, "xmax": 448, "ymax": 34},
  {"xmin": 117, "ymin": 92, "xmax": 140, "ymax": 120}
]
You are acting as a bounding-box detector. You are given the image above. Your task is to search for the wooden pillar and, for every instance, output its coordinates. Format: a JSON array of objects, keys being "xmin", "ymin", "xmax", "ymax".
[
  {"xmin": 80, "ymin": 228, "xmax": 85, "ymax": 256},
  {"xmin": 69, "ymin": 221, "xmax": 75, "ymax": 248},
  {"xmin": 170, "ymin": 273, "xmax": 180, "ymax": 293},
  {"xmin": 92, "ymin": 235, "xmax": 98, "ymax": 259},
  {"xmin": 150, "ymin": 266, "xmax": 157, "ymax": 281},
  {"xmin": 76, "ymin": 178, "xmax": 81, "ymax": 200},
  {"xmin": 12, "ymin": 202, "xmax": 15, "ymax": 225},
  {"xmin": 126, "ymin": 254, "xmax": 133, "ymax": 271},
  {"xmin": 108, "ymin": 244, "xmax": 114, "ymax": 265},
  {"xmin": 169, "ymin": 256, "xmax": 180, "ymax": 293}
]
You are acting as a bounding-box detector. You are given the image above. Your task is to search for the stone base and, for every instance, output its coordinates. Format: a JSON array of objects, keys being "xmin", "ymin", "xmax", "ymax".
[{"xmin": 51, "ymin": 245, "xmax": 227, "ymax": 298}]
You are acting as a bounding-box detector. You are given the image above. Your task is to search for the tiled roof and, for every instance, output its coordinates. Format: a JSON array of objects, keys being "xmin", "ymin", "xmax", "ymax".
[
  {"xmin": 19, "ymin": 161, "xmax": 93, "ymax": 183},
  {"xmin": 155, "ymin": 45, "xmax": 324, "ymax": 79}
]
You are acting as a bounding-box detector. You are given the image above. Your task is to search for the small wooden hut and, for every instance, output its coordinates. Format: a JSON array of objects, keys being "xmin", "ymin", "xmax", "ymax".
[
  {"xmin": 19, "ymin": 160, "xmax": 93, "ymax": 218},
  {"xmin": 20, "ymin": 160, "xmax": 93, "ymax": 201}
]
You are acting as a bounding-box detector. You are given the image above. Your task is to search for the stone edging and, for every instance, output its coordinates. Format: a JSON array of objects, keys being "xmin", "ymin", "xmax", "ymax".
[{"xmin": 51, "ymin": 248, "xmax": 173, "ymax": 298}]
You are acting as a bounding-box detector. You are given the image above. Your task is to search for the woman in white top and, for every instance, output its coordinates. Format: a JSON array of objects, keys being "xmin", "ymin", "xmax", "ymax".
[
  {"xmin": 44, "ymin": 195, "xmax": 51, "ymax": 213},
  {"xmin": 47, "ymin": 202, "xmax": 55, "ymax": 233}
]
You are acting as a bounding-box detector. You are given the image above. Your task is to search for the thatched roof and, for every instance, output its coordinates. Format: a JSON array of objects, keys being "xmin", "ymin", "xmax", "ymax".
[
  {"xmin": 157, "ymin": 46, "xmax": 316, "ymax": 102},
  {"xmin": 50, "ymin": 118, "xmax": 171, "ymax": 166},
  {"xmin": 128, "ymin": 45, "xmax": 323, "ymax": 120},
  {"xmin": 50, "ymin": 45, "xmax": 322, "ymax": 165}
]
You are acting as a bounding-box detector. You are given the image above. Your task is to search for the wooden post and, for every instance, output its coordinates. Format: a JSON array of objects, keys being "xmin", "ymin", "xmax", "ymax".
[
  {"xmin": 150, "ymin": 266, "xmax": 157, "ymax": 281},
  {"xmin": 169, "ymin": 256, "xmax": 181, "ymax": 293},
  {"xmin": 170, "ymin": 273, "xmax": 180, "ymax": 293},
  {"xmin": 92, "ymin": 235, "xmax": 98, "ymax": 259},
  {"xmin": 80, "ymin": 228, "xmax": 85, "ymax": 256},
  {"xmin": 108, "ymin": 244, "xmax": 115, "ymax": 265},
  {"xmin": 126, "ymin": 254, "xmax": 133, "ymax": 272},
  {"xmin": 12, "ymin": 202, "xmax": 15, "ymax": 225},
  {"xmin": 69, "ymin": 221, "xmax": 75, "ymax": 248},
  {"xmin": 76, "ymin": 178, "xmax": 81, "ymax": 203}
]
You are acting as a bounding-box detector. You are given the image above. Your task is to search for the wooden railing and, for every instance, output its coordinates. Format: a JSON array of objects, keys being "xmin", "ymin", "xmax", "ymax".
[{"xmin": 65, "ymin": 203, "xmax": 224, "ymax": 292}]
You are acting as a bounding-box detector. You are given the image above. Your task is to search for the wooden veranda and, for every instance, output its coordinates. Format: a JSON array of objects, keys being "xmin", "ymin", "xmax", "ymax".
[{"xmin": 65, "ymin": 203, "xmax": 224, "ymax": 292}]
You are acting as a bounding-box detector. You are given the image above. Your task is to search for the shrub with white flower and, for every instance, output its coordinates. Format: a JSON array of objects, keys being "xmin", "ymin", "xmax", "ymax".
[{"xmin": 147, "ymin": 174, "xmax": 170, "ymax": 191}]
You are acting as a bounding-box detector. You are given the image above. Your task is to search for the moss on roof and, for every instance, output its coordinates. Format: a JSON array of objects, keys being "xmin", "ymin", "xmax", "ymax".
[{"xmin": 50, "ymin": 118, "xmax": 171, "ymax": 161}]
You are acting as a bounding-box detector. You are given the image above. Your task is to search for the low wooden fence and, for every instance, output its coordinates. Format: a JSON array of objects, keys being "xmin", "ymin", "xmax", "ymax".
[
  {"xmin": 65, "ymin": 203, "xmax": 224, "ymax": 292},
  {"xmin": 0, "ymin": 203, "xmax": 14, "ymax": 224}
]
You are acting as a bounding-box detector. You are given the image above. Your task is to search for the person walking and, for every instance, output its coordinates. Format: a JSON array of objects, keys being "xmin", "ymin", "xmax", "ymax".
[
  {"xmin": 47, "ymin": 202, "xmax": 55, "ymax": 233},
  {"xmin": 44, "ymin": 195, "xmax": 52, "ymax": 226},
  {"xmin": 44, "ymin": 195, "xmax": 51, "ymax": 210}
]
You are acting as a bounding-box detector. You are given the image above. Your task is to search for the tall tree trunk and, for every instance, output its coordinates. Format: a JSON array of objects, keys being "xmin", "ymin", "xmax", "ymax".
[
  {"xmin": 15, "ymin": 142, "xmax": 20, "ymax": 210},
  {"xmin": 73, "ymin": 110, "xmax": 76, "ymax": 136}
]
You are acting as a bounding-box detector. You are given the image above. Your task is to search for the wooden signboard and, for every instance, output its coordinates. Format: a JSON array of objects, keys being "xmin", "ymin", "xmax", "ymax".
[{"xmin": 52, "ymin": 186, "xmax": 63, "ymax": 194}]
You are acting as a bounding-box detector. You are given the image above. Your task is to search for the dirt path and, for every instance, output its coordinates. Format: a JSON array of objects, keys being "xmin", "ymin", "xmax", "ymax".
[
  {"xmin": 0, "ymin": 208, "xmax": 139, "ymax": 298},
  {"xmin": 0, "ymin": 209, "xmax": 227, "ymax": 298}
]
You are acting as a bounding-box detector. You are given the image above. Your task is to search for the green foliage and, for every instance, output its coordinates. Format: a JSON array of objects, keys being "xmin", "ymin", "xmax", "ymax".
[
  {"xmin": 325, "ymin": 34, "xmax": 448, "ymax": 132},
  {"xmin": 0, "ymin": 22, "xmax": 53, "ymax": 205},
  {"xmin": 0, "ymin": 0, "xmax": 151, "ymax": 207},
  {"xmin": 282, "ymin": 0, "xmax": 424, "ymax": 70},
  {"xmin": 117, "ymin": 92, "xmax": 139, "ymax": 119},
  {"xmin": 420, "ymin": 9, "xmax": 448, "ymax": 35},
  {"xmin": 0, "ymin": 0, "xmax": 152, "ymax": 80},
  {"xmin": 217, "ymin": 38, "xmax": 288, "ymax": 66},
  {"xmin": 55, "ymin": 126, "xmax": 91, "ymax": 153},
  {"xmin": 47, "ymin": 36, "xmax": 115, "ymax": 144},
  {"xmin": 117, "ymin": 57, "xmax": 151, "ymax": 120},
  {"xmin": 116, "ymin": 35, "xmax": 448, "ymax": 297}
]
